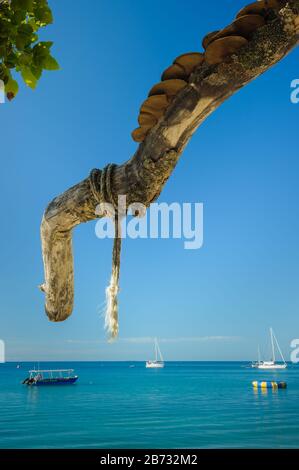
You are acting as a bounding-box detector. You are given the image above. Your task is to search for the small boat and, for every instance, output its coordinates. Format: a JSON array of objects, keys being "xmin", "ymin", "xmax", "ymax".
[
  {"xmin": 146, "ymin": 338, "xmax": 164, "ymax": 368},
  {"xmin": 251, "ymin": 328, "xmax": 287, "ymax": 370},
  {"xmin": 22, "ymin": 369, "xmax": 78, "ymax": 386}
]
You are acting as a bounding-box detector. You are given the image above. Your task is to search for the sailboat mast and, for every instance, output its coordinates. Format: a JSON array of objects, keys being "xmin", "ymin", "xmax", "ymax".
[
  {"xmin": 154, "ymin": 338, "xmax": 158, "ymax": 362},
  {"xmin": 258, "ymin": 345, "xmax": 261, "ymax": 363},
  {"xmin": 156, "ymin": 340, "xmax": 163, "ymax": 362},
  {"xmin": 273, "ymin": 330, "xmax": 286, "ymax": 364},
  {"xmin": 270, "ymin": 327, "xmax": 275, "ymax": 362}
]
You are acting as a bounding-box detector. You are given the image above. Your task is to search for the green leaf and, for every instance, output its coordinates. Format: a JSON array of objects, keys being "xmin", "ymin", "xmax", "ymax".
[
  {"xmin": 30, "ymin": 64, "xmax": 42, "ymax": 80},
  {"xmin": 0, "ymin": 0, "xmax": 57, "ymax": 99},
  {"xmin": 30, "ymin": 33, "xmax": 38, "ymax": 43},
  {"xmin": 5, "ymin": 76, "xmax": 19, "ymax": 96},
  {"xmin": 28, "ymin": 18, "xmax": 39, "ymax": 32},
  {"xmin": 0, "ymin": 19, "xmax": 11, "ymax": 39},
  {"xmin": 5, "ymin": 51, "xmax": 18, "ymax": 69},
  {"xmin": 0, "ymin": 63, "xmax": 9, "ymax": 83},
  {"xmin": 17, "ymin": 23, "xmax": 34, "ymax": 36},
  {"xmin": 20, "ymin": 65, "xmax": 37, "ymax": 88},
  {"xmin": 39, "ymin": 41, "xmax": 53, "ymax": 49},
  {"xmin": 34, "ymin": 4, "xmax": 53, "ymax": 26},
  {"xmin": 16, "ymin": 23, "xmax": 34, "ymax": 49},
  {"xmin": 15, "ymin": 36, "xmax": 27, "ymax": 50},
  {"xmin": 0, "ymin": 46, "xmax": 7, "ymax": 57},
  {"xmin": 11, "ymin": 0, "xmax": 33, "ymax": 11},
  {"xmin": 32, "ymin": 41, "xmax": 52, "ymax": 67},
  {"xmin": 43, "ymin": 55, "xmax": 59, "ymax": 71},
  {"xmin": 11, "ymin": 10, "xmax": 27, "ymax": 25},
  {"xmin": 18, "ymin": 51, "xmax": 33, "ymax": 66}
]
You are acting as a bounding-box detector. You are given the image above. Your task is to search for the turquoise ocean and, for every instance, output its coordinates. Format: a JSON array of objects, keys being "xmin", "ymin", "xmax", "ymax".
[{"xmin": 0, "ymin": 361, "xmax": 299, "ymax": 449}]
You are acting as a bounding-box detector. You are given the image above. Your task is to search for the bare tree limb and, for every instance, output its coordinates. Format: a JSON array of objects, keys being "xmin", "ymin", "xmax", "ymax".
[{"xmin": 40, "ymin": 1, "xmax": 299, "ymax": 325}]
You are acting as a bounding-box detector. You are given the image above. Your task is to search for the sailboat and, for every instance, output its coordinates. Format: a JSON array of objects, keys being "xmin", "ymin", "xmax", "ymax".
[
  {"xmin": 251, "ymin": 328, "xmax": 287, "ymax": 370},
  {"xmin": 146, "ymin": 338, "xmax": 164, "ymax": 368}
]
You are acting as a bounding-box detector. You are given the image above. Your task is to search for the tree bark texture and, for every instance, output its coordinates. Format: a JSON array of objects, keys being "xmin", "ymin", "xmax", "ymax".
[{"xmin": 40, "ymin": 1, "xmax": 299, "ymax": 324}]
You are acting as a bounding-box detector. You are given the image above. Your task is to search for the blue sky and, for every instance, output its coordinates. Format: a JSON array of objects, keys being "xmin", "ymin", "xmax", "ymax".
[{"xmin": 0, "ymin": 0, "xmax": 298, "ymax": 361}]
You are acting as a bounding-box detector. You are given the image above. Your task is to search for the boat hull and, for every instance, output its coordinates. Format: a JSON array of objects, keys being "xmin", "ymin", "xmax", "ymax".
[
  {"xmin": 255, "ymin": 364, "xmax": 287, "ymax": 370},
  {"xmin": 146, "ymin": 362, "xmax": 164, "ymax": 369},
  {"xmin": 28, "ymin": 377, "xmax": 78, "ymax": 386}
]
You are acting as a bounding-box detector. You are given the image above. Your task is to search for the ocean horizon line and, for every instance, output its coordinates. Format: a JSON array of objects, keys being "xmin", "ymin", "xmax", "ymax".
[{"xmin": 1, "ymin": 359, "xmax": 287, "ymax": 364}]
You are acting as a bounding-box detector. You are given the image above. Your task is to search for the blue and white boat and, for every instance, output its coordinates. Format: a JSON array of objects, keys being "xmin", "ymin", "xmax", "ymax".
[{"xmin": 22, "ymin": 369, "xmax": 78, "ymax": 386}]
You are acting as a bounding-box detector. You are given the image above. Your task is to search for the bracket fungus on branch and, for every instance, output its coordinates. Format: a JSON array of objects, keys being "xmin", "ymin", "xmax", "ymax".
[
  {"xmin": 40, "ymin": 0, "xmax": 299, "ymax": 339},
  {"xmin": 205, "ymin": 36, "xmax": 249, "ymax": 65}
]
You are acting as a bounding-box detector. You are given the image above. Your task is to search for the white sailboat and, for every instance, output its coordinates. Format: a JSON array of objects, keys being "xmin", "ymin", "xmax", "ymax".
[
  {"xmin": 252, "ymin": 328, "xmax": 287, "ymax": 370},
  {"xmin": 146, "ymin": 338, "xmax": 164, "ymax": 368}
]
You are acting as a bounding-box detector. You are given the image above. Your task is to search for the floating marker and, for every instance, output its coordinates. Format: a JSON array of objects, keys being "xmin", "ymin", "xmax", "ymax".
[{"xmin": 252, "ymin": 381, "xmax": 287, "ymax": 389}]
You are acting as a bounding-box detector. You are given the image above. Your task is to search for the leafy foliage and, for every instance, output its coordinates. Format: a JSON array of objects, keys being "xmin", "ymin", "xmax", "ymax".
[{"xmin": 0, "ymin": 0, "xmax": 59, "ymax": 100}]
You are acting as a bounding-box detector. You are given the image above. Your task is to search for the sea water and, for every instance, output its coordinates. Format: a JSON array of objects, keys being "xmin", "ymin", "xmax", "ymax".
[{"xmin": 0, "ymin": 361, "xmax": 299, "ymax": 449}]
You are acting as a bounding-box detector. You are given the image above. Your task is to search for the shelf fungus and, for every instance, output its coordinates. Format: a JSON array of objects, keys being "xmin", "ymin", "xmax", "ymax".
[
  {"xmin": 205, "ymin": 36, "xmax": 249, "ymax": 65},
  {"xmin": 236, "ymin": 0, "xmax": 286, "ymax": 18},
  {"xmin": 208, "ymin": 15, "xmax": 265, "ymax": 43},
  {"xmin": 131, "ymin": 126, "xmax": 153, "ymax": 143},
  {"xmin": 174, "ymin": 52, "xmax": 205, "ymax": 75},
  {"xmin": 161, "ymin": 63, "xmax": 189, "ymax": 81},
  {"xmin": 138, "ymin": 112, "xmax": 158, "ymax": 127},
  {"xmin": 130, "ymin": 5, "xmax": 272, "ymax": 144},
  {"xmin": 132, "ymin": 95, "xmax": 170, "ymax": 143},
  {"xmin": 148, "ymin": 79, "xmax": 188, "ymax": 98},
  {"xmin": 40, "ymin": 0, "xmax": 299, "ymax": 340},
  {"xmin": 202, "ymin": 31, "xmax": 220, "ymax": 49}
]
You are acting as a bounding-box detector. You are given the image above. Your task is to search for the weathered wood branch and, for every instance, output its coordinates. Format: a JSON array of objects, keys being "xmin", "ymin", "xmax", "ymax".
[{"xmin": 40, "ymin": 1, "xmax": 298, "ymax": 324}]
